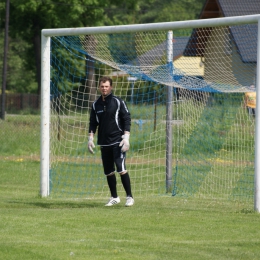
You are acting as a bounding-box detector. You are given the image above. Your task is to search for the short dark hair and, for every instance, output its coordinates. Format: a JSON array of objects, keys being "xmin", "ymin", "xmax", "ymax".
[{"xmin": 99, "ymin": 76, "xmax": 112, "ymax": 86}]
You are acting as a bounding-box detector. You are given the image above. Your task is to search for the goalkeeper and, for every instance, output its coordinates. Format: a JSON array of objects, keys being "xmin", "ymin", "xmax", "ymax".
[{"xmin": 88, "ymin": 76, "xmax": 134, "ymax": 207}]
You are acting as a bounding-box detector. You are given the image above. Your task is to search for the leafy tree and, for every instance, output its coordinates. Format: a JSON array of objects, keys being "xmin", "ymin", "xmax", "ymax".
[
  {"xmin": 0, "ymin": 29, "xmax": 37, "ymax": 93},
  {"xmin": 137, "ymin": 0, "xmax": 205, "ymax": 24},
  {"xmin": 2, "ymin": 0, "xmax": 139, "ymax": 95},
  {"xmin": 103, "ymin": 0, "xmax": 140, "ymax": 25},
  {"xmin": 0, "ymin": 0, "xmax": 205, "ymax": 95}
]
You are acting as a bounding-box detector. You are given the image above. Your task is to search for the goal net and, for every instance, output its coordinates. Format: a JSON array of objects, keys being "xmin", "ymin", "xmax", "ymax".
[{"xmin": 42, "ymin": 16, "xmax": 259, "ymax": 208}]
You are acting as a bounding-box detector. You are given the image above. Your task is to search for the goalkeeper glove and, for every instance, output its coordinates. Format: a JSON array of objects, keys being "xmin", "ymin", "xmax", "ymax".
[
  {"xmin": 88, "ymin": 136, "xmax": 95, "ymax": 154},
  {"xmin": 119, "ymin": 133, "xmax": 130, "ymax": 152}
]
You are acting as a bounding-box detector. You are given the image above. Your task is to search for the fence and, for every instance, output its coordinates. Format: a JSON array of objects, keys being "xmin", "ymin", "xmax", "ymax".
[{"xmin": 0, "ymin": 93, "xmax": 40, "ymax": 114}]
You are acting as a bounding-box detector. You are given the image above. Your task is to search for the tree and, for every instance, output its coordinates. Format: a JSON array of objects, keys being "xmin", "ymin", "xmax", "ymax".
[
  {"xmin": 5, "ymin": 0, "xmax": 139, "ymax": 95},
  {"xmin": 136, "ymin": 0, "xmax": 205, "ymax": 24},
  {"xmin": 1, "ymin": 0, "xmax": 205, "ymax": 95},
  {"xmin": 1, "ymin": 1, "xmax": 35, "ymax": 94}
]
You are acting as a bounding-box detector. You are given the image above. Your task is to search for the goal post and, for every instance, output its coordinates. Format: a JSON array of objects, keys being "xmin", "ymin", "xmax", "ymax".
[
  {"xmin": 166, "ymin": 30, "xmax": 173, "ymax": 192},
  {"xmin": 40, "ymin": 34, "xmax": 50, "ymax": 197},
  {"xmin": 41, "ymin": 14, "xmax": 260, "ymax": 211},
  {"xmin": 255, "ymin": 21, "xmax": 260, "ymax": 212}
]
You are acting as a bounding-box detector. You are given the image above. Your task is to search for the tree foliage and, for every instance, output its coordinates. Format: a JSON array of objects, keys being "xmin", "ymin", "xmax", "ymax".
[
  {"xmin": 137, "ymin": 0, "xmax": 205, "ymax": 24},
  {"xmin": 0, "ymin": 30, "xmax": 37, "ymax": 93},
  {"xmin": 0, "ymin": 0, "xmax": 206, "ymax": 94}
]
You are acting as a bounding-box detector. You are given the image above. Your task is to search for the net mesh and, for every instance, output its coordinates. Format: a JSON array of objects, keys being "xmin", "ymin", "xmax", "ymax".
[{"xmin": 49, "ymin": 24, "xmax": 256, "ymax": 207}]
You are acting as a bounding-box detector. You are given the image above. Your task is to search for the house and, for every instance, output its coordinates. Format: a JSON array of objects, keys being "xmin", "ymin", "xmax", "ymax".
[{"xmin": 183, "ymin": 0, "xmax": 260, "ymax": 89}]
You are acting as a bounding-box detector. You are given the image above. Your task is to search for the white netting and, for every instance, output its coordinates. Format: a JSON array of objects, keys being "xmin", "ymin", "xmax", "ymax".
[{"xmin": 48, "ymin": 23, "xmax": 256, "ymax": 207}]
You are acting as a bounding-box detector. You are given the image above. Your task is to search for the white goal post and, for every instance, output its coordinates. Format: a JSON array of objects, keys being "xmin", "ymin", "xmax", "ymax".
[{"xmin": 41, "ymin": 14, "xmax": 260, "ymax": 212}]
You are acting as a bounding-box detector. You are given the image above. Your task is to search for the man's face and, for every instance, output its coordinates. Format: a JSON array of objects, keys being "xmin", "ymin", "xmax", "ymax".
[{"xmin": 99, "ymin": 80, "xmax": 112, "ymax": 97}]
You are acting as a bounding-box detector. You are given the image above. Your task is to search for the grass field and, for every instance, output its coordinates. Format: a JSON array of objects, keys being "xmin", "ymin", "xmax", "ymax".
[
  {"xmin": 0, "ymin": 100, "xmax": 258, "ymax": 259},
  {"xmin": 1, "ymin": 159, "xmax": 260, "ymax": 260}
]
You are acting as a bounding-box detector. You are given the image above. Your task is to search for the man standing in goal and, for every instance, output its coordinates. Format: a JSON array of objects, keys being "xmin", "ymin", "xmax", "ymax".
[{"xmin": 88, "ymin": 76, "xmax": 134, "ymax": 207}]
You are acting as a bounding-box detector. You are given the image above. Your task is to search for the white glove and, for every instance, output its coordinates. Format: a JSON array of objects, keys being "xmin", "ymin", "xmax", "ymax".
[
  {"xmin": 119, "ymin": 133, "xmax": 130, "ymax": 152},
  {"xmin": 88, "ymin": 136, "xmax": 95, "ymax": 154}
]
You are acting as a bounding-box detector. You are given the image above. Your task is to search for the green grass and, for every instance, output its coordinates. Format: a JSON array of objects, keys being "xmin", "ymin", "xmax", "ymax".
[
  {"xmin": 0, "ymin": 97, "xmax": 258, "ymax": 259},
  {"xmin": 1, "ymin": 159, "xmax": 260, "ymax": 260},
  {"xmin": 0, "ymin": 115, "xmax": 40, "ymax": 156}
]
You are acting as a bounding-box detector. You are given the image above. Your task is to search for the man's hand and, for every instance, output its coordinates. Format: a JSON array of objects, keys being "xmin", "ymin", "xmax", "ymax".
[
  {"xmin": 88, "ymin": 136, "xmax": 95, "ymax": 154},
  {"xmin": 119, "ymin": 133, "xmax": 130, "ymax": 152}
]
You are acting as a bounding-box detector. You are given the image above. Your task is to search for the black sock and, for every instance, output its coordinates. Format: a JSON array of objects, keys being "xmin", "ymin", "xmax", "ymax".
[
  {"xmin": 106, "ymin": 174, "xmax": 118, "ymax": 198},
  {"xmin": 120, "ymin": 172, "xmax": 133, "ymax": 198}
]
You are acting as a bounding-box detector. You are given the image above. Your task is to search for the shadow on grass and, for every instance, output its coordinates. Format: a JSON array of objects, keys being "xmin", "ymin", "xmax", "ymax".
[{"xmin": 4, "ymin": 198, "xmax": 105, "ymax": 209}]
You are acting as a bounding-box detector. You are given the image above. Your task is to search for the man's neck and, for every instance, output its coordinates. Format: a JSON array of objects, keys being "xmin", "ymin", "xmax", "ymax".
[{"xmin": 102, "ymin": 92, "xmax": 112, "ymax": 101}]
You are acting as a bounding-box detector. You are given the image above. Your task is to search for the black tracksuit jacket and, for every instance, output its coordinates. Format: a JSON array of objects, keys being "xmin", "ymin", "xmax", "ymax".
[{"xmin": 88, "ymin": 93, "xmax": 131, "ymax": 146}]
